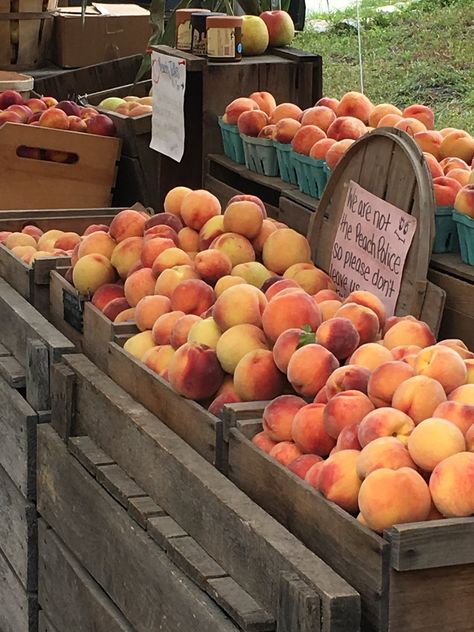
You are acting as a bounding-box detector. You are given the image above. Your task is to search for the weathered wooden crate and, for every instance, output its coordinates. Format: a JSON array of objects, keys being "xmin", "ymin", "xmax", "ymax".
[
  {"xmin": 45, "ymin": 353, "xmax": 361, "ymax": 631},
  {"xmin": 223, "ymin": 407, "xmax": 474, "ymax": 632},
  {"xmin": 0, "ymin": 207, "xmax": 124, "ymax": 316},
  {"xmin": 428, "ymin": 253, "xmax": 474, "ymax": 350}
]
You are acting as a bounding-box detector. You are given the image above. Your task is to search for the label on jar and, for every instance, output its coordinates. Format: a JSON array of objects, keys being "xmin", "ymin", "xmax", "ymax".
[
  {"xmin": 192, "ymin": 28, "xmax": 207, "ymax": 56},
  {"xmin": 207, "ymin": 27, "xmax": 236, "ymax": 58},
  {"xmin": 177, "ymin": 20, "xmax": 192, "ymax": 51}
]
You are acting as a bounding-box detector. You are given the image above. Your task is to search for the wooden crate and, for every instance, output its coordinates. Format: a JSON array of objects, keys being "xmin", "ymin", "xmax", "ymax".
[
  {"xmin": 428, "ymin": 253, "xmax": 474, "ymax": 350},
  {"xmin": 223, "ymin": 409, "xmax": 474, "ymax": 632},
  {"xmin": 0, "ymin": 207, "xmax": 124, "ymax": 316},
  {"xmin": 0, "ymin": 122, "xmax": 121, "ymax": 210},
  {"xmin": 45, "ymin": 354, "xmax": 361, "ymax": 631}
]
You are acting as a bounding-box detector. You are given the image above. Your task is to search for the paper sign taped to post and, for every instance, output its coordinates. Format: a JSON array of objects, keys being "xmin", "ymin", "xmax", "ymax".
[
  {"xmin": 150, "ymin": 51, "xmax": 186, "ymax": 162},
  {"xmin": 328, "ymin": 181, "xmax": 417, "ymax": 316}
]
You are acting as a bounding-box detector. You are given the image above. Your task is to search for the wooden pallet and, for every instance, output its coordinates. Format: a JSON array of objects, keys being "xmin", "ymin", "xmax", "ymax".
[
  {"xmin": 223, "ymin": 406, "xmax": 474, "ymax": 632},
  {"xmin": 46, "ymin": 353, "xmax": 361, "ymax": 631}
]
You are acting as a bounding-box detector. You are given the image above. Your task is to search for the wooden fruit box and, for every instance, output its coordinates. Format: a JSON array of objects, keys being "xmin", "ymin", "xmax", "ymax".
[
  {"xmin": 223, "ymin": 409, "xmax": 474, "ymax": 632},
  {"xmin": 0, "ymin": 122, "xmax": 121, "ymax": 210},
  {"xmin": 44, "ymin": 353, "xmax": 361, "ymax": 631},
  {"xmin": 0, "ymin": 207, "xmax": 124, "ymax": 316}
]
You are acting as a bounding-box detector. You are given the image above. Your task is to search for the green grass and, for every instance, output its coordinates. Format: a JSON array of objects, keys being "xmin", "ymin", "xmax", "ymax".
[{"xmin": 295, "ymin": 0, "xmax": 474, "ymax": 133}]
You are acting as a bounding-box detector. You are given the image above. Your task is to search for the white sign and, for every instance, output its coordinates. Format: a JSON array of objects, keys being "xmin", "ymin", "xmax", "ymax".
[
  {"xmin": 150, "ymin": 51, "xmax": 186, "ymax": 162},
  {"xmin": 328, "ymin": 181, "xmax": 417, "ymax": 316}
]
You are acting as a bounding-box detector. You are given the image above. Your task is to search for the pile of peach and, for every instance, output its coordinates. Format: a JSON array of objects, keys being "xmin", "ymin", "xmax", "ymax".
[
  {"xmin": 224, "ymin": 90, "xmax": 474, "ymax": 195},
  {"xmin": 253, "ymin": 309, "xmax": 474, "ymax": 531}
]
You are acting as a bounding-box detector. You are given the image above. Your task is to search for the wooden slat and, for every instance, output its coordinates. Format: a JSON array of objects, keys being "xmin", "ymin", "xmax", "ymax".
[
  {"xmin": 38, "ymin": 611, "xmax": 59, "ymax": 632},
  {"xmin": 68, "ymin": 435, "xmax": 114, "ymax": 475},
  {"xmin": 0, "ymin": 548, "xmax": 37, "ymax": 632},
  {"xmin": 50, "ymin": 362, "xmax": 75, "ymax": 442},
  {"xmin": 26, "ymin": 339, "xmax": 50, "ymax": 413},
  {"xmin": 147, "ymin": 515, "xmax": 187, "ymax": 551},
  {"xmin": 96, "ymin": 464, "xmax": 146, "ymax": 509},
  {"xmin": 127, "ymin": 496, "xmax": 165, "ymax": 529},
  {"xmin": 0, "ymin": 354, "xmax": 26, "ymax": 388},
  {"xmin": 418, "ymin": 280, "xmax": 445, "ymax": 338},
  {"xmin": 278, "ymin": 572, "xmax": 321, "ymax": 632},
  {"xmin": 279, "ymin": 196, "xmax": 315, "ymax": 236},
  {"xmin": 430, "ymin": 252, "xmax": 474, "ymax": 284},
  {"xmin": 167, "ymin": 536, "xmax": 227, "ymax": 590}
]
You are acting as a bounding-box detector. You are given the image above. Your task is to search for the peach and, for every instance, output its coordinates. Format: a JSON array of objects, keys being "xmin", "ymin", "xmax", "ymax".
[
  {"xmin": 383, "ymin": 315, "xmax": 418, "ymax": 336},
  {"xmin": 335, "ymin": 303, "xmax": 380, "ymax": 345},
  {"xmin": 198, "ymin": 215, "xmax": 225, "ymax": 250},
  {"xmin": 262, "ymin": 228, "xmax": 311, "ymax": 275},
  {"xmin": 383, "ymin": 319, "xmax": 435, "ymax": 350},
  {"xmin": 429, "ymin": 452, "xmax": 474, "ymax": 517},
  {"xmin": 447, "ymin": 168, "xmax": 470, "ymax": 187},
  {"xmin": 139, "ymin": 237, "xmax": 174, "ymax": 268},
  {"xmin": 252, "ymin": 431, "xmax": 278, "ymax": 454},
  {"xmin": 170, "ymin": 279, "xmax": 215, "ymax": 315},
  {"xmin": 466, "ymin": 425, "xmax": 474, "ymax": 451},
  {"xmin": 402, "ymin": 104, "xmax": 434, "ymax": 130},
  {"xmin": 440, "ymin": 130, "xmax": 474, "ymax": 163},
  {"xmin": 102, "ymin": 297, "xmax": 130, "ymax": 321},
  {"xmin": 142, "ymin": 344, "xmax": 175, "ymax": 379},
  {"xmin": 227, "ymin": 194, "xmax": 267, "ymax": 217},
  {"xmin": 134, "ymin": 295, "xmax": 171, "ymax": 331},
  {"xmin": 214, "ymin": 275, "xmax": 247, "ymax": 297},
  {"xmin": 316, "ymin": 317, "xmax": 360, "ymax": 360},
  {"xmin": 155, "ymin": 265, "xmax": 199, "ymax": 298},
  {"xmin": 291, "ymin": 403, "xmax": 336, "ymax": 456},
  {"xmin": 262, "ymin": 291, "xmax": 321, "ymax": 343},
  {"xmin": 432, "ymin": 176, "xmax": 462, "ymax": 206},
  {"xmin": 249, "ymin": 91, "xmax": 276, "ymax": 116},
  {"xmin": 187, "ymin": 317, "xmax": 221, "ymax": 349},
  {"xmin": 0, "ymin": 231, "xmax": 12, "ymax": 242},
  {"xmin": 368, "ymin": 104, "xmax": 402, "ymax": 128},
  {"xmin": 315, "ymin": 97, "xmax": 339, "ymax": 112},
  {"xmin": 83, "ymin": 224, "xmax": 109, "ymax": 236},
  {"xmin": 414, "ymin": 130, "xmax": 443, "ymax": 160},
  {"xmin": 408, "ymin": 417, "xmax": 465, "ymax": 471},
  {"xmin": 390, "ymin": 345, "xmax": 422, "ymax": 362},
  {"xmin": 448, "ymin": 384, "xmax": 474, "ymax": 404},
  {"xmin": 287, "ymin": 344, "xmax": 339, "ymax": 398},
  {"xmin": 11, "ymin": 246, "xmax": 37, "ymax": 260},
  {"xmin": 273, "ymin": 117, "xmax": 302, "ymax": 143},
  {"xmin": 177, "ymin": 227, "xmax": 199, "ymax": 253},
  {"xmin": 77, "ymin": 231, "xmax": 116, "ymax": 260},
  {"xmin": 287, "ymin": 454, "xmax": 323, "ymax": 479},
  {"xmin": 415, "ymin": 345, "xmax": 467, "ymax": 394},
  {"xmin": 223, "ymin": 200, "xmax": 264, "ymax": 239},
  {"xmin": 377, "ymin": 113, "xmax": 403, "ymax": 128},
  {"xmin": 212, "ymin": 284, "xmax": 266, "ymax": 331},
  {"xmin": 37, "ymin": 230, "xmax": 67, "ymax": 253},
  {"xmin": 283, "ymin": 263, "xmax": 334, "ymax": 294},
  {"xmin": 123, "ymin": 268, "xmax": 155, "ymax": 307},
  {"xmin": 237, "ymin": 109, "xmax": 269, "ymax": 137},
  {"xmin": 325, "ymin": 364, "xmax": 370, "ymax": 399},
  {"xmin": 359, "ymin": 468, "xmax": 431, "ymax": 531},
  {"xmin": 319, "ymin": 300, "xmax": 343, "ymax": 321},
  {"xmin": 144, "ymin": 225, "xmax": 179, "ymax": 244},
  {"xmin": 394, "ymin": 117, "xmax": 427, "ymax": 136},
  {"xmin": 336, "ymin": 91, "xmax": 373, "ymax": 123},
  {"xmin": 269, "ymin": 103, "xmax": 303, "ymax": 124},
  {"xmin": 114, "ymin": 308, "xmax": 135, "ymax": 323},
  {"xmin": 4, "ymin": 232, "xmax": 37, "ymax": 250},
  {"xmin": 392, "ymin": 375, "xmax": 447, "ymax": 424},
  {"xmin": 91, "ymin": 283, "xmax": 125, "ymax": 312},
  {"xmin": 315, "ymin": 385, "xmax": 328, "ymax": 403},
  {"xmin": 225, "ymin": 97, "xmax": 260, "ymax": 125},
  {"xmin": 109, "ymin": 210, "xmax": 146, "ymax": 242},
  {"xmin": 343, "ymin": 290, "xmax": 386, "ymax": 329},
  {"xmin": 309, "ymin": 137, "xmax": 337, "ymax": 160},
  {"xmin": 54, "ymin": 232, "xmax": 81, "ymax": 251},
  {"xmin": 272, "ymin": 328, "xmax": 305, "ymax": 373},
  {"xmin": 314, "ymin": 289, "xmax": 339, "ymax": 303},
  {"xmin": 72, "ymin": 254, "xmax": 115, "ymax": 295},
  {"xmin": 210, "ymin": 233, "xmax": 255, "ymax": 267},
  {"xmin": 332, "ymin": 423, "xmax": 362, "ymax": 452},
  {"xmin": 215, "ymin": 323, "xmax": 267, "ymax": 373},
  {"xmin": 21, "ymin": 225, "xmax": 43, "ymax": 240},
  {"xmin": 423, "ymin": 152, "xmax": 444, "ymax": 179},
  {"xmin": 357, "ymin": 436, "xmax": 416, "ymax": 479},
  {"xmin": 264, "ymin": 278, "xmax": 299, "ymax": 301},
  {"xmin": 454, "ymin": 184, "xmax": 474, "ymax": 219},
  {"xmin": 263, "ymin": 394, "xmax": 307, "ymax": 442},
  {"xmin": 324, "ymin": 390, "xmax": 375, "ymax": 439},
  {"xmin": 164, "ymin": 186, "xmax": 192, "ymax": 216},
  {"xmin": 301, "ymin": 106, "xmax": 336, "ymax": 132},
  {"xmin": 366, "ymin": 360, "xmax": 414, "ymax": 408},
  {"xmin": 327, "ymin": 116, "xmax": 367, "ymax": 141},
  {"xmin": 168, "ymin": 342, "xmax": 224, "ymax": 400},
  {"xmin": 231, "ymin": 262, "xmax": 272, "ymax": 289},
  {"xmin": 318, "ymin": 449, "xmax": 362, "ymax": 513},
  {"xmin": 110, "ymin": 237, "xmax": 143, "ymax": 280},
  {"xmin": 152, "ymin": 247, "xmax": 193, "ymax": 277},
  {"xmin": 270, "ymin": 441, "xmax": 303, "ymax": 466},
  {"xmin": 440, "ymin": 156, "xmax": 470, "ymax": 174},
  {"xmin": 251, "ymin": 219, "xmax": 278, "ymax": 255},
  {"xmin": 466, "ymin": 359, "xmax": 474, "ymax": 383},
  {"xmin": 291, "ymin": 125, "xmax": 326, "ymax": 155},
  {"xmin": 152, "ymin": 310, "xmax": 185, "ymax": 345},
  {"xmin": 233, "ymin": 349, "xmax": 285, "ymax": 402},
  {"xmin": 180, "ymin": 190, "xmax": 221, "ymax": 231},
  {"xmin": 325, "ymin": 139, "xmax": 355, "ymax": 170},
  {"xmin": 170, "ymin": 314, "xmax": 202, "ymax": 349},
  {"xmin": 193, "ymin": 250, "xmax": 232, "ymax": 285},
  {"xmin": 304, "ymin": 460, "xmax": 326, "ymax": 490},
  {"xmin": 123, "ymin": 330, "xmax": 155, "ymax": 359}
]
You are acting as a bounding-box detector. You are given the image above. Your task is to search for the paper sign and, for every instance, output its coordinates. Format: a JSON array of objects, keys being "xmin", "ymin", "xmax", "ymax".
[
  {"xmin": 150, "ymin": 51, "xmax": 186, "ymax": 162},
  {"xmin": 328, "ymin": 181, "xmax": 417, "ymax": 315}
]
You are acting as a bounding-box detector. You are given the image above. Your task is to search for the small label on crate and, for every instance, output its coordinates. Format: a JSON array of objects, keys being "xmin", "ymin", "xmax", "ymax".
[{"xmin": 63, "ymin": 289, "xmax": 84, "ymax": 333}]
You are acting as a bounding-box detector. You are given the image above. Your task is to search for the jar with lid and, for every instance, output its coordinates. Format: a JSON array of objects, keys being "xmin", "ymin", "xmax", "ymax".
[
  {"xmin": 191, "ymin": 12, "xmax": 225, "ymax": 57},
  {"xmin": 206, "ymin": 15, "xmax": 243, "ymax": 62},
  {"xmin": 176, "ymin": 8, "xmax": 210, "ymax": 52}
]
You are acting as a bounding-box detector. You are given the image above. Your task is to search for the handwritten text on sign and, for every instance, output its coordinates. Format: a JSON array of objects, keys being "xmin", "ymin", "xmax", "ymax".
[
  {"xmin": 150, "ymin": 51, "xmax": 186, "ymax": 162},
  {"xmin": 329, "ymin": 181, "xmax": 417, "ymax": 315}
]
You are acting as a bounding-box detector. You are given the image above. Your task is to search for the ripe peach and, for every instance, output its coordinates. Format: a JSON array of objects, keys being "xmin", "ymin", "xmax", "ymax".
[
  {"xmin": 357, "ymin": 437, "xmax": 416, "ymax": 479},
  {"xmin": 367, "ymin": 361, "xmax": 415, "ymax": 408},
  {"xmin": 223, "ymin": 200, "xmax": 264, "ymax": 239},
  {"xmin": 408, "ymin": 417, "xmax": 465, "ymax": 472},
  {"xmin": 72, "ymin": 254, "xmax": 115, "ymax": 295},
  {"xmin": 193, "ymin": 250, "xmax": 232, "ymax": 285},
  {"xmin": 440, "ymin": 156, "xmax": 470, "ymax": 173},
  {"xmin": 454, "ymin": 184, "xmax": 474, "ymax": 219},
  {"xmin": 198, "ymin": 215, "xmax": 225, "ymax": 250},
  {"xmin": 287, "ymin": 343, "xmax": 339, "ymax": 398},
  {"xmin": 142, "ymin": 344, "xmax": 175, "ymax": 379},
  {"xmin": 377, "ymin": 113, "xmax": 403, "ymax": 128},
  {"xmin": 314, "ymin": 289, "xmax": 339, "ymax": 303},
  {"xmin": 164, "ymin": 186, "xmax": 192, "ymax": 216},
  {"xmin": 270, "ymin": 441, "xmax": 303, "ymax": 466},
  {"xmin": 368, "ymin": 104, "xmax": 402, "ymax": 128},
  {"xmin": 316, "ymin": 317, "xmax": 360, "ymax": 360},
  {"xmin": 423, "ymin": 152, "xmax": 444, "ymax": 179},
  {"xmin": 12, "ymin": 246, "xmax": 37, "ymax": 260},
  {"xmin": 336, "ymin": 91, "xmax": 374, "ymax": 123},
  {"xmin": 359, "ymin": 468, "xmax": 431, "ymax": 531},
  {"xmin": 144, "ymin": 225, "xmax": 179, "ymax": 244},
  {"xmin": 343, "ymin": 290, "xmax": 386, "ymax": 329},
  {"xmin": 440, "ymin": 130, "xmax": 474, "ymax": 163},
  {"xmin": 154, "ymin": 265, "xmax": 199, "ymax": 298},
  {"xmin": 287, "ymin": 454, "xmax": 323, "ymax": 479},
  {"xmin": 269, "ymin": 103, "xmax": 303, "ymax": 124},
  {"xmin": 325, "ymin": 364, "xmax": 371, "ymax": 399},
  {"xmin": 109, "ymin": 210, "xmax": 146, "ymax": 242},
  {"xmin": 91, "ymin": 283, "xmax": 125, "ymax": 312},
  {"xmin": 447, "ymin": 384, "xmax": 474, "ymax": 404},
  {"xmin": 237, "ymin": 109, "xmax": 269, "ymax": 137},
  {"xmin": 77, "ymin": 231, "xmax": 115, "ymax": 260},
  {"xmin": 332, "ymin": 423, "xmax": 362, "ymax": 452},
  {"xmin": 212, "ymin": 284, "xmax": 266, "ymax": 330},
  {"xmin": 122, "ymin": 331, "xmax": 155, "ymax": 359},
  {"xmin": 170, "ymin": 314, "xmax": 201, "ymax": 349},
  {"xmin": 123, "ymin": 268, "xmax": 156, "ymax": 307},
  {"xmin": 263, "ymin": 394, "xmax": 307, "ymax": 442},
  {"xmin": 304, "ymin": 460, "xmax": 326, "ymax": 490},
  {"xmin": 262, "ymin": 291, "xmax": 321, "ymax": 343},
  {"xmin": 83, "ymin": 224, "xmax": 110, "ymax": 236},
  {"xmin": 292, "ymin": 403, "xmax": 336, "ymax": 456},
  {"xmin": 231, "ymin": 262, "xmax": 272, "ymax": 289},
  {"xmin": 301, "ymin": 106, "xmax": 336, "ymax": 132},
  {"xmin": 309, "ymin": 137, "xmax": 337, "ymax": 160},
  {"xmin": 170, "ymin": 279, "xmax": 215, "ymax": 316},
  {"xmin": 225, "ymin": 97, "xmax": 260, "ymax": 125},
  {"xmin": 102, "ymin": 297, "xmax": 131, "ymax": 321},
  {"xmin": 152, "ymin": 310, "xmax": 185, "ymax": 345},
  {"xmin": 114, "ymin": 308, "xmax": 135, "ymax": 323},
  {"xmin": 264, "ymin": 278, "xmax": 299, "ymax": 301},
  {"xmin": 54, "ymin": 232, "xmax": 81, "ymax": 251},
  {"xmin": 140, "ymin": 237, "xmax": 175, "ymax": 268},
  {"xmin": 415, "ymin": 345, "xmax": 467, "ymax": 394},
  {"xmin": 392, "ymin": 375, "xmax": 447, "ymax": 424},
  {"xmin": 319, "ymin": 300, "xmax": 343, "ymax": 321},
  {"xmin": 249, "ymin": 91, "xmax": 276, "ymax": 116},
  {"xmin": 318, "ymin": 449, "xmax": 362, "ymax": 513},
  {"xmin": 252, "ymin": 431, "xmax": 278, "ymax": 454},
  {"xmin": 335, "ymin": 303, "xmax": 380, "ymax": 345},
  {"xmin": 272, "ymin": 328, "xmax": 305, "ymax": 373},
  {"xmin": 402, "ymin": 104, "xmax": 434, "ymax": 130},
  {"xmin": 432, "ymin": 176, "xmax": 462, "ymax": 206},
  {"xmin": 273, "ymin": 117, "xmax": 302, "ymax": 143},
  {"xmin": 316, "ymin": 97, "xmax": 339, "ymax": 112},
  {"xmin": 4, "ymin": 232, "xmax": 37, "ymax": 250},
  {"xmin": 21, "ymin": 225, "xmax": 43, "ymax": 240},
  {"xmin": 391, "ymin": 345, "xmax": 423, "ymax": 362},
  {"xmin": 291, "ymin": 125, "xmax": 327, "ymax": 155},
  {"xmin": 262, "ymin": 228, "xmax": 311, "ymax": 275},
  {"xmin": 413, "ymin": 130, "xmax": 443, "ymax": 160},
  {"xmin": 134, "ymin": 295, "xmax": 171, "ymax": 331},
  {"xmin": 214, "ymin": 275, "xmax": 247, "ymax": 297},
  {"xmin": 383, "ymin": 319, "xmax": 435, "ymax": 350},
  {"xmin": 252, "ymin": 219, "xmax": 278, "ymax": 255},
  {"xmin": 215, "ymin": 323, "xmax": 267, "ymax": 373},
  {"xmin": 210, "ymin": 233, "xmax": 256, "ymax": 267},
  {"xmin": 466, "ymin": 425, "xmax": 474, "ymax": 452},
  {"xmin": 177, "ymin": 227, "xmax": 199, "ymax": 253},
  {"xmin": 168, "ymin": 342, "xmax": 224, "ymax": 400},
  {"xmin": 327, "ymin": 116, "xmax": 367, "ymax": 141},
  {"xmin": 180, "ymin": 190, "xmax": 221, "ymax": 231},
  {"xmin": 187, "ymin": 317, "xmax": 221, "ymax": 349},
  {"xmin": 430, "ymin": 452, "xmax": 474, "ymax": 517},
  {"xmin": 233, "ymin": 349, "xmax": 285, "ymax": 402},
  {"xmin": 326, "ymin": 139, "xmax": 356, "ymax": 170},
  {"xmin": 283, "ymin": 263, "xmax": 334, "ymax": 294},
  {"xmin": 447, "ymin": 168, "xmax": 471, "ymax": 187},
  {"xmin": 466, "ymin": 359, "xmax": 474, "ymax": 383},
  {"xmin": 152, "ymin": 248, "xmax": 192, "ymax": 277},
  {"xmin": 394, "ymin": 117, "xmax": 427, "ymax": 137},
  {"xmin": 111, "ymin": 237, "xmax": 143, "ymax": 280},
  {"xmin": 324, "ymin": 390, "xmax": 375, "ymax": 439}
]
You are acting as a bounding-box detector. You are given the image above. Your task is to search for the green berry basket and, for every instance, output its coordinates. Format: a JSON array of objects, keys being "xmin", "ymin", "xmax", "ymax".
[
  {"xmin": 453, "ymin": 211, "xmax": 474, "ymax": 265},
  {"xmin": 218, "ymin": 117, "xmax": 245, "ymax": 165},
  {"xmin": 274, "ymin": 141, "xmax": 298, "ymax": 184},
  {"xmin": 241, "ymin": 134, "xmax": 279, "ymax": 177},
  {"xmin": 292, "ymin": 152, "xmax": 329, "ymax": 199},
  {"xmin": 433, "ymin": 206, "xmax": 459, "ymax": 254}
]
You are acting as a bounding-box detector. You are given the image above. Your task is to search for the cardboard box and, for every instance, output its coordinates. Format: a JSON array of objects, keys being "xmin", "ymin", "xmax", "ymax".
[{"xmin": 54, "ymin": 4, "xmax": 151, "ymax": 68}]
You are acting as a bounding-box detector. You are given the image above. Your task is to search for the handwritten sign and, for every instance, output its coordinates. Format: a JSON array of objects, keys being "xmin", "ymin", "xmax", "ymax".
[
  {"xmin": 329, "ymin": 181, "xmax": 417, "ymax": 315},
  {"xmin": 150, "ymin": 51, "xmax": 186, "ymax": 162}
]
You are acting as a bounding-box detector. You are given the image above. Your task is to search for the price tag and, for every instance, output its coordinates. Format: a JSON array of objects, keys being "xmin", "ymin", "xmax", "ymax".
[
  {"xmin": 329, "ymin": 181, "xmax": 417, "ymax": 315},
  {"xmin": 63, "ymin": 288, "xmax": 83, "ymax": 333},
  {"xmin": 150, "ymin": 51, "xmax": 186, "ymax": 162}
]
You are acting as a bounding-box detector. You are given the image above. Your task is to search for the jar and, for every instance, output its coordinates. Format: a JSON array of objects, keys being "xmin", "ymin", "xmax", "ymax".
[
  {"xmin": 206, "ymin": 16, "xmax": 243, "ymax": 63},
  {"xmin": 191, "ymin": 12, "xmax": 225, "ymax": 57},
  {"xmin": 176, "ymin": 9, "xmax": 210, "ymax": 52}
]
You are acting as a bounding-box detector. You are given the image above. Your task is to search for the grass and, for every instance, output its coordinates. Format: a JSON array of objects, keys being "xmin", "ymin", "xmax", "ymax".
[{"xmin": 295, "ymin": 0, "xmax": 474, "ymax": 133}]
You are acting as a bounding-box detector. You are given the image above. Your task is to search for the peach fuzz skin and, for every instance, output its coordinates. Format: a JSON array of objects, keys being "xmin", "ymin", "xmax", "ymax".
[
  {"xmin": 407, "ymin": 417, "xmax": 465, "ymax": 472},
  {"xmin": 318, "ymin": 449, "xmax": 362, "ymax": 514},
  {"xmin": 287, "ymin": 454, "xmax": 323, "ymax": 479},
  {"xmin": 392, "ymin": 375, "xmax": 446, "ymax": 425},
  {"xmin": 325, "ymin": 364, "xmax": 370, "ymax": 399},
  {"xmin": 287, "ymin": 344, "xmax": 339, "ymax": 399},
  {"xmin": 291, "ymin": 403, "xmax": 336, "ymax": 456},
  {"xmin": 367, "ymin": 361, "xmax": 415, "ymax": 407},
  {"xmin": 358, "ymin": 407, "xmax": 415, "ymax": 447},
  {"xmin": 269, "ymin": 441, "xmax": 302, "ymax": 466},
  {"xmin": 233, "ymin": 349, "xmax": 285, "ymax": 402},
  {"xmin": 263, "ymin": 394, "xmax": 307, "ymax": 442},
  {"xmin": 323, "ymin": 390, "xmax": 375, "ymax": 439},
  {"xmin": 414, "ymin": 344, "xmax": 467, "ymax": 394},
  {"xmin": 356, "ymin": 436, "xmax": 416, "ymax": 479},
  {"xmin": 429, "ymin": 452, "xmax": 474, "ymax": 517}
]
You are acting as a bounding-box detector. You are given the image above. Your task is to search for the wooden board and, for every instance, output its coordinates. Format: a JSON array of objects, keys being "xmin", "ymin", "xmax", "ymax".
[
  {"xmin": 57, "ymin": 353, "xmax": 360, "ymax": 631},
  {"xmin": 279, "ymin": 195, "xmax": 318, "ymax": 237},
  {"xmin": 0, "ymin": 549, "xmax": 37, "ymax": 632}
]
